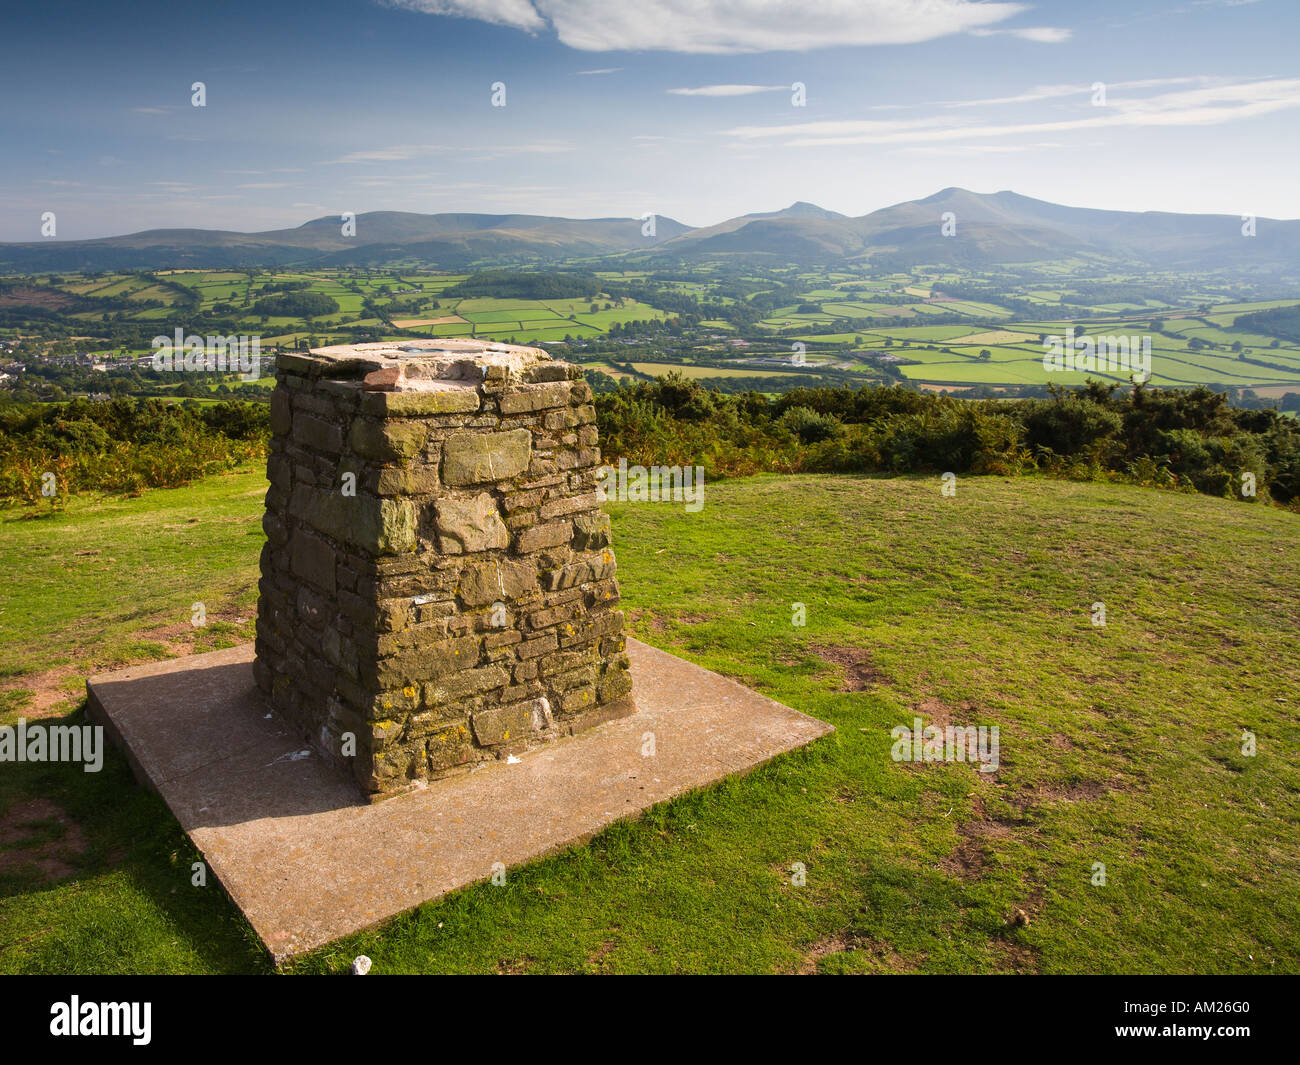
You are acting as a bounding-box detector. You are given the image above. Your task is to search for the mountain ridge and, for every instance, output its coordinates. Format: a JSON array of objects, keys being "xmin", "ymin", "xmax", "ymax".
[{"xmin": 2, "ymin": 191, "xmax": 1296, "ymax": 273}]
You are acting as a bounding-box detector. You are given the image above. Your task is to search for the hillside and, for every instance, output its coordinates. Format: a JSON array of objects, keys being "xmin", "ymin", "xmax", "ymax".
[
  {"xmin": 656, "ymin": 187, "xmax": 1300, "ymax": 271},
  {"xmin": 0, "ymin": 211, "xmax": 694, "ymax": 272},
  {"xmin": 1, "ymin": 469, "xmax": 1297, "ymax": 973},
  {"xmin": 5, "ymin": 190, "xmax": 1299, "ymax": 273}
]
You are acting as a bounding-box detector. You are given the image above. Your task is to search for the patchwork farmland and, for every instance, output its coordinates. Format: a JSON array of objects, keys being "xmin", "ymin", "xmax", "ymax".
[{"xmin": 3, "ymin": 265, "xmax": 1299, "ymax": 404}]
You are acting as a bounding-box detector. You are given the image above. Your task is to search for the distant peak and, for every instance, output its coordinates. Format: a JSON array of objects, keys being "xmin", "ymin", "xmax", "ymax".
[
  {"xmin": 743, "ymin": 201, "xmax": 846, "ymax": 221},
  {"xmin": 918, "ymin": 187, "xmax": 978, "ymax": 202}
]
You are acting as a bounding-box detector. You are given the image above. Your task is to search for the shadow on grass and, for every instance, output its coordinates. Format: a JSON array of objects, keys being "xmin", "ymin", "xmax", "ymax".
[{"xmin": 0, "ymin": 700, "xmax": 272, "ymax": 974}]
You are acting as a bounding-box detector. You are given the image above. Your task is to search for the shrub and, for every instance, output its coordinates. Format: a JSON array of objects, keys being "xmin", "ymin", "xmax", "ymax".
[{"xmin": 780, "ymin": 406, "xmax": 841, "ymax": 444}]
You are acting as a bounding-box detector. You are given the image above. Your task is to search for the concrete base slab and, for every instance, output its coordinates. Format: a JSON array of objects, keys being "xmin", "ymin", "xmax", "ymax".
[{"xmin": 87, "ymin": 639, "xmax": 833, "ymax": 962}]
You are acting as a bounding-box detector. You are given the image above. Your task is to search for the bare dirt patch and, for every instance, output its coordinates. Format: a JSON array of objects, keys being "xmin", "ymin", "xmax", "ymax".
[
  {"xmin": 1014, "ymin": 780, "xmax": 1109, "ymax": 809},
  {"xmin": 625, "ymin": 608, "xmax": 667, "ymax": 634},
  {"xmin": 992, "ymin": 937, "xmax": 1041, "ymax": 973},
  {"xmin": 138, "ymin": 609, "xmax": 254, "ymax": 656},
  {"xmin": 664, "ymin": 611, "xmax": 712, "ymax": 626},
  {"xmin": 940, "ymin": 836, "xmax": 989, "ymax": 880},
  {"xmin": 0, "ymin": 798, "xmax": 87, "ymax": 882},
  {"xmin": 797, "ymin": 932, "xmax": 856, "ymax": 974},
  {"xmin": 915, "ymin": 696, "xmax": 958, "ymax": 726},
  {"xmin": 795, "ymin": 932, "xmax": 916, "ymax": 974},
  {"xmin": 585, "ymin": 939, "xmax": 618, "ymax": 971},
  {"xmin": 939, "ymin": 793, "xmax": 1024, "ymax": 881},
  {"xmin": 0, "ymin": 666, "xmax": 83, "ymax": 719},
  {"xmin": 911, "ymin": 696, "xmax": 988, "ymax": 728},
  {"xmin": 1, "ymin": 601, "xmax": 253, "ymax": 718},
  {"xmin": 894, "ymin": 697, "xmax": 1006, "ymax": 776},
  {"xmin": 812, "ymin": 644, "xmax": 888, "ymax": 692}
]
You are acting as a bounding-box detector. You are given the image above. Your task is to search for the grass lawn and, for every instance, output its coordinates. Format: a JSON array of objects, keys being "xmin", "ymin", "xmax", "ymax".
[{"xmin": 0, "ymin": 470, "xmax": 1297, "ymax": 973}]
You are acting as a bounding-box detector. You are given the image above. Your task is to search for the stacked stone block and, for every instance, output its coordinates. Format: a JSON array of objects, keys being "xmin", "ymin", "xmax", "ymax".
[{"xmin": 253, "ymin": 340, "xmax": 633, "ymax": 799}]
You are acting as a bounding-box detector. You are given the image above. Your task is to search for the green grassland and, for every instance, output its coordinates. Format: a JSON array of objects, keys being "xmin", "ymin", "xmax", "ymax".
[
  {"xmin": 46, "ymin": 271, "xmax": 670, "ymax": 348},
  {"xmin": 777, "ymin": 309, "xmax": 1300, "ymax": 391},
  {"xmin": 1, "ymin": 468, "xmax": 1297, "ymax": 973}
]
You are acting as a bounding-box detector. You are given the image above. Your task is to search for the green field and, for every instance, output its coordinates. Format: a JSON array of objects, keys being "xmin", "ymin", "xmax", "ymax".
[
  {"xmin": 5, "ymin": 267, "xmax": 1300, "ymax": 398},
  {"xmin": 1, "ymin": 469, "xmax": 1297, "ymax": 973}
]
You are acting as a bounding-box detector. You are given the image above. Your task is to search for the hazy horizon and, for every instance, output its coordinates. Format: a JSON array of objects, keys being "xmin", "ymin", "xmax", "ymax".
[{"xmin": 11, "ymin": 184, "xmax": 1300, "ymax": 246}]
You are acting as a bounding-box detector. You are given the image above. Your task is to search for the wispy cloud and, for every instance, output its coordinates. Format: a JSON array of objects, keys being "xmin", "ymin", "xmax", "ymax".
[
  {"xmin": 667, "ymin": 84, "xmax": 786, "ymax": 97},
  {"xmin": 325, "ymin": 145, "xmax": 434, "ymax": 164},
  {"xmin": 942, "ymin": 76, "xmax": 1238, "ymax": 108},
  {"xmin": 574, "ymin": 67, "xmax": 620, "ymax": 75},
  {"xmin": 722, "ymin": 78, "xmax": 1300, "ymax": 147},
  {"xmin": 326, "ymin": 141, "xmax": 572, "ymax": 164},
  {"xmin": 968, "ymin": 26, "xmax": 1072, "ymax": 43},
  {"xmin": 892, "ymin": 142, "xmax": 1066, "ymax": 156},
  {"xmin": 382, "ymin": 0, "xmax": 1033, "ymax": 54},
  {"xmin": 465, "ymin": 141, "xmax": 573, "ymax": 154}
]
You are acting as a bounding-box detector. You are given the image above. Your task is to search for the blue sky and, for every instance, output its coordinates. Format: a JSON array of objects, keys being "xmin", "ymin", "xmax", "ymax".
[{"xmin": 1, "ymin": 0, "xmax": 1297, "ymax": 240}]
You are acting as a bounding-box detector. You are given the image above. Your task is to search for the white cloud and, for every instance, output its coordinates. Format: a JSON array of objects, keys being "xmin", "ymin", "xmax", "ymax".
[
  {"xmin": 968, "ymin": 25, "xmax": 1072, "ymax": 42},
  {"xmin": 667, "ymin": 84, "xmax": 786, "ymax": 96},
  {"xmin": 574, "ymin": 67, "xmax": 620, "ymax": 75},
  {"xmin": 327, "ymin": 141, "xmax": 572, "ymax": 164},
  {"xmin": 943, "ymin": 76, "xmax": 1223, "ymax": 108},
  {"xmin": 325, "ymin": 145, "xmax": 434, "ymax": 164},
  {"xmin": 892, "ymin": 142, "xmax": 1065, "ymax": 155},
  {"xmin": 722, "ymin": 77, "xmax": 1300, "ymax": 147},
  {"xmin": 942, "ymin": 82, "xmax": 1084, "ymax": 107},
  {"xmin": 386, "ymin": 0, "xmax": 545, "ymax": 32},
  {"xmin": 383, "ymin": 0, "xmax": 1031, "ymax": 54},
  {"xmin": 466, "ymin": 140, "xmax": 573, "ymax": 153},
  {"xmin": 724, "ymin": 115, "xmax": 957, "ymax": 141}
]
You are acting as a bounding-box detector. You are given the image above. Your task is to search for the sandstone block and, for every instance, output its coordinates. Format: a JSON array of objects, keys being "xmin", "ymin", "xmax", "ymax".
[
  {"xmin": 442, "ymin": 428, "xmax": 531, "ymax": 485},
  {"xmin": 436, "ymin": 492, "xmax": 508, "ymax": 554}
]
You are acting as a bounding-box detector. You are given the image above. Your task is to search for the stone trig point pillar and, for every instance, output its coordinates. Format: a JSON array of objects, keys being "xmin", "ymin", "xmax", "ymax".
[
  {"xmin": 254, "ymin": 340, "xmax": 633, "ymax": 799},
  {"xmin": 87, "ymin": 335, "xmax": 829, "ymax": 953}
]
